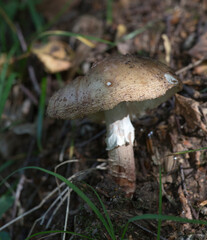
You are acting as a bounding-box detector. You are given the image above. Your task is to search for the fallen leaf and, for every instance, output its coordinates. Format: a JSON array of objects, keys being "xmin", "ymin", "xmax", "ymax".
[
  {"xmin": 193, "ymin": 61, "xmax": 207, "ymax": 74},
  {"xmin": 32, "ymin": 40, "xmax": 73, "ymax": 73},
  {"xmin": 175, "ymin": 94, "xmax": 207, "ymax": 133},
  {"xmin": 178, "ymin": 186, "xmax": 193, "ymax": 221},
  {"xmin": 199, "ymin": 199, "xmax": 207, "ymax": 207},
  {"xmin": 116, "ymin": 24, "xmax": 127, "ymax": 39},
  {"xmin": 188, "ymin": 32, "xmax": 207, "ymax": 59}
]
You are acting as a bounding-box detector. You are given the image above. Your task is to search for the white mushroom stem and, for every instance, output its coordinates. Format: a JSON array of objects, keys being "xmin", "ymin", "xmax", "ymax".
[
  {"xmin": 104, "ymin": 102, "xmax": 136, "ymax": 196},
  {"xmin": 105, "ymin": 103, "xmax": 135, "ymax": 150}
]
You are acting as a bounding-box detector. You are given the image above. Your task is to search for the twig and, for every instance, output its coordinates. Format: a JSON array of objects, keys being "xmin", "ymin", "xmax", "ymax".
[
  {"xmin": 37, "ymin": 232, "xmax": 60, "ymax": 240},
  {"xmin": 179, "ymin": 164, "xmax": 198, "ymax": 219},
  {"xmin": 15, "ymin": 24, "xmax": 40, "ymax": 95},
  {"xmin": 28, "ymin": 185, "xmax": 70, "ymax": 237},
  {"xmin": 40, "ymin": 187, "xmax": 68, "ymax": 225},
  {"xmin": 176, "ymin": 58, "xmax": 205, "ymax": 75},
  {"xmin": 19, "ymin": 84, "xmax": 38, "ymax": 105},
  {"xmin": 12, "ymin": 174, "xmax": 25, "ymax": 220},
  {"xmin": 54, "ymin": 159, "xmax": 79, "ymax": 198},
  {"xmin": 27, "ymin": 187, "xmax": 69, "ymax": 238},
  {"xmin": 76, "ymin": 129, "xmax": 106, "ymax": 148},
  {"xmin": 0, "ymin": 165, "xmax": 104, "ymax": 233},
  {"xmin": 0, "ymin": 179, "xmax": 67, "ymax": 232},
  {"xmin": 45, "ymin": 189, "xmax": 70, "ymax": 229},
  {"xmin": 131, "ymin": 221, "xmax": 168, "ymax": 240},
  {"xmin": 63, "ymin": 188, "xmax": 71, "ymax": 240}
]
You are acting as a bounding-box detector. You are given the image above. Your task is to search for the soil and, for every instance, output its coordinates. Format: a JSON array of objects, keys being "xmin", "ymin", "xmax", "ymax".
[{"xmin": 1, "ymin": 0, "xmax": 207, "ymax": 239}]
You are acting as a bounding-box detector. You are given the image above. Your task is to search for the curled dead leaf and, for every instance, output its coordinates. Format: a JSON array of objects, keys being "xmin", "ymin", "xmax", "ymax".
[
  {"xmin": 199, "ymin": 199, "xmax": 207, "ymax": 207},
  {"xmin": 175, "ymin": 94, "xmax": 207, "ymax": 133},
  {"xmin": 188, "ymin": 32, "xmax": 207, "ymax": 59},
  {"xmin": 31, "ymin": 40, "xmax": 73, "ymax": 73},
  {"xmin": 193, "ymin": 60, "xmax": 207, "ymax": 75}
]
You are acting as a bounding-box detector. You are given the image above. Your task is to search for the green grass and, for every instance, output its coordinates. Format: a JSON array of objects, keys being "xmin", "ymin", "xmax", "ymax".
[
  {"xmin": 1, "ymin": 1, "xmax": 207, "ymax": 239},
  {"xmin": 1, "ymin": 166, "xmax": 207, "ymax": 240},
  {"xmin": 0, "ymin": 48, "xmax": 18, "ymax": 123},
  {"xmin": 0, "ymin": 231, "xmax": 11, "ymax": 240},
  {"xmin": 26, "ymin": 0, "xmax": 44, "ymax": 32},
  {"xmin": 0, "ymin": 193, "xmax": 14, "ymax": 219},
  {"xmin": 157, "ymin": 166, "xmax": 163, "ymax": 240},
  {"xmin": 31, "ymin": 30, "xmax": 116, "ymax": 48},
  {"xmin": 106, "ymin": 0, "xmax": 113, "ymax": 25}
]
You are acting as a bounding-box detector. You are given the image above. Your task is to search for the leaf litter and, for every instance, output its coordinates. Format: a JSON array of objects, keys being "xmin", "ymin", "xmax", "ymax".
[{"xmin": 1, "ymin": 0, "xmax": 207, "ymax": 239}]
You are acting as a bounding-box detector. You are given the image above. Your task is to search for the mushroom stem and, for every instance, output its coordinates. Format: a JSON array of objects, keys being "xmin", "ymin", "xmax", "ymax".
[{"xmin": 104, "ymin": 102, "xmax": 136, "ymax": 196}]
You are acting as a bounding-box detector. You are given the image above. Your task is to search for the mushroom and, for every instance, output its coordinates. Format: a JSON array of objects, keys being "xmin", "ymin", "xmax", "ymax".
[{"xmin": 47, "ymin": 54, "xmax": 182, "ymax": 197}]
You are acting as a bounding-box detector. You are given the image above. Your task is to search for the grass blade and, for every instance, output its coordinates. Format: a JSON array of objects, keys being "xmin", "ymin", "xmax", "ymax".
[
  {"xmin": 87, "ymin": 184, "xmax": 115, "ymax": 239},
  {"xmin": 129, "ymin": 213, "xmax": 207, "ymax": 224},
  {"xmin": 0, "ymin": 166, "xmax": 113, "ymax": 239},
  {"xmin": 0, "ymin": 6, "xmax": 16, "ymax": 33},
  {"xmin": 0, "ymin": 194, "xmax": 14, "ymax": 218},
  {"xmin": 0, "ymin": 72, "xmax": 16, "ymax": 121},
  {"xmin": 122, "ymin": 213, "xmax": 207, "ymax": 239},
  {"xmin": 121, "ymin": 21, "xmax": 155, "ymax": 41},
  {"xmin": 0, "ymin": 231, "xmax": 11, "ymax": 240},
  {"xmin": 32, "ymin": 30, "xmax": 116, "ymax": 47},
  {"xmin": 168, "ymin": 147, "xmax": 207, "ymax": 156},
  {"xmin": 0, "ymin": 46, "xmax": 18, "ymax": 121},
  {"xmin": 0, "ymin": 160, "xmax": 14, "ymax": 173},
  {"xmin": 106, "ymin": 0, "xmax": 113, "ymax": 25},
  {"xmin": 157, "ymin": 166, "xmax": 162, "ymax": 240},
  {"xmin": 27, "ymin": 0, "xmax": 43, "ymax": 32}
]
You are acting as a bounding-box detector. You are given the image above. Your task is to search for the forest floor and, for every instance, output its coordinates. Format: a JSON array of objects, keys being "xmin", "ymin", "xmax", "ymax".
[{"xmin": 1, "ymin": 0, "xmax": 207, "ymax": 239}]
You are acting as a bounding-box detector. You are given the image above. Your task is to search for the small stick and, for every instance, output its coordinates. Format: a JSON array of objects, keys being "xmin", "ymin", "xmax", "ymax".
[
  {"xmin": 179, "ymin": 164, "xmax": 198, "ymax": 219},
  {"xmin": 176, "ymin": 58, "xmax": 205, "ymax": 75},
  {"xmin": 62, "ymin": 189, "xmax": 71, "ymax": 240},
  {"xmin": 0, "ymin": 166, "xmax": 102, "ymax": 232},
  {"xmin": 45, "ymin": 190, "xmax": 70, "ymax": 229},
  {"xmin": 16, "ymin": 24, "xmax": 40, "ymax": 95},
  {"xmin": 0, "ymin": 179, "xmax": 67, "ymax": 232},
  {"xmin": 19, "ymin": 84, "xmax": 38, "ymax": 105},
  {"xmin": 40, "ymin": 187, "xmax": 68, "ymax": 225}
]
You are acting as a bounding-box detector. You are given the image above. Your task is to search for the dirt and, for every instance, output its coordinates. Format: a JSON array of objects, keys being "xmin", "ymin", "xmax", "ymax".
[{"xmin": 1, "ymin": 0, "xmax": 207, "ymax": 239}]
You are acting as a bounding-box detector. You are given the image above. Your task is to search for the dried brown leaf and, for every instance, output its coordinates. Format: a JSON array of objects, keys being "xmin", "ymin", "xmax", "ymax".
[
  {"xmin": 188, "ymin": 32, "xmax": 207, "ymax": 59},
  {"xmin": 32, "ymin": 40, "xmax": 73, "ymax": 73},
  {"xmin": 199, "ymin": 199, "xmax": 207, "ymax": 207},
  {"xmin": 175, "ymin": 94, "xmax": 207, "ymax": 133},
  {"xmin": 193, "ymin": 61, "xmax": 207, "ymax": 74},
  {"xmin": 178, "ymin": 186, "xmax": 193, "ymax": 221}
]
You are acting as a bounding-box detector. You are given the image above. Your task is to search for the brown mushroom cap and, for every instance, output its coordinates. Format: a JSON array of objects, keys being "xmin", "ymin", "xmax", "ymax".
[{"xmin": 47, "ymin": 54, "xmax": 182, "ymax": 119}]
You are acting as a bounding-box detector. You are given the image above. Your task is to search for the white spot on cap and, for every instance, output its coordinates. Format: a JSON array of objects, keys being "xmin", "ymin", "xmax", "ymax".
[
  {"xmin": 106, "ymin": 81, "xmax": 112, "ymax": 86},
  {"xmin": 164, "ymin": 73, "xmax": 178, "ymax": 84}
]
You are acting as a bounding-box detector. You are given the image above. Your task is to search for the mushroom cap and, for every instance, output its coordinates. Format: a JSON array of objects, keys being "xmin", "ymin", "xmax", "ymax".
[{"xmin": 47, "ymin": 54, "xmax": 182, "ymax": 119}]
